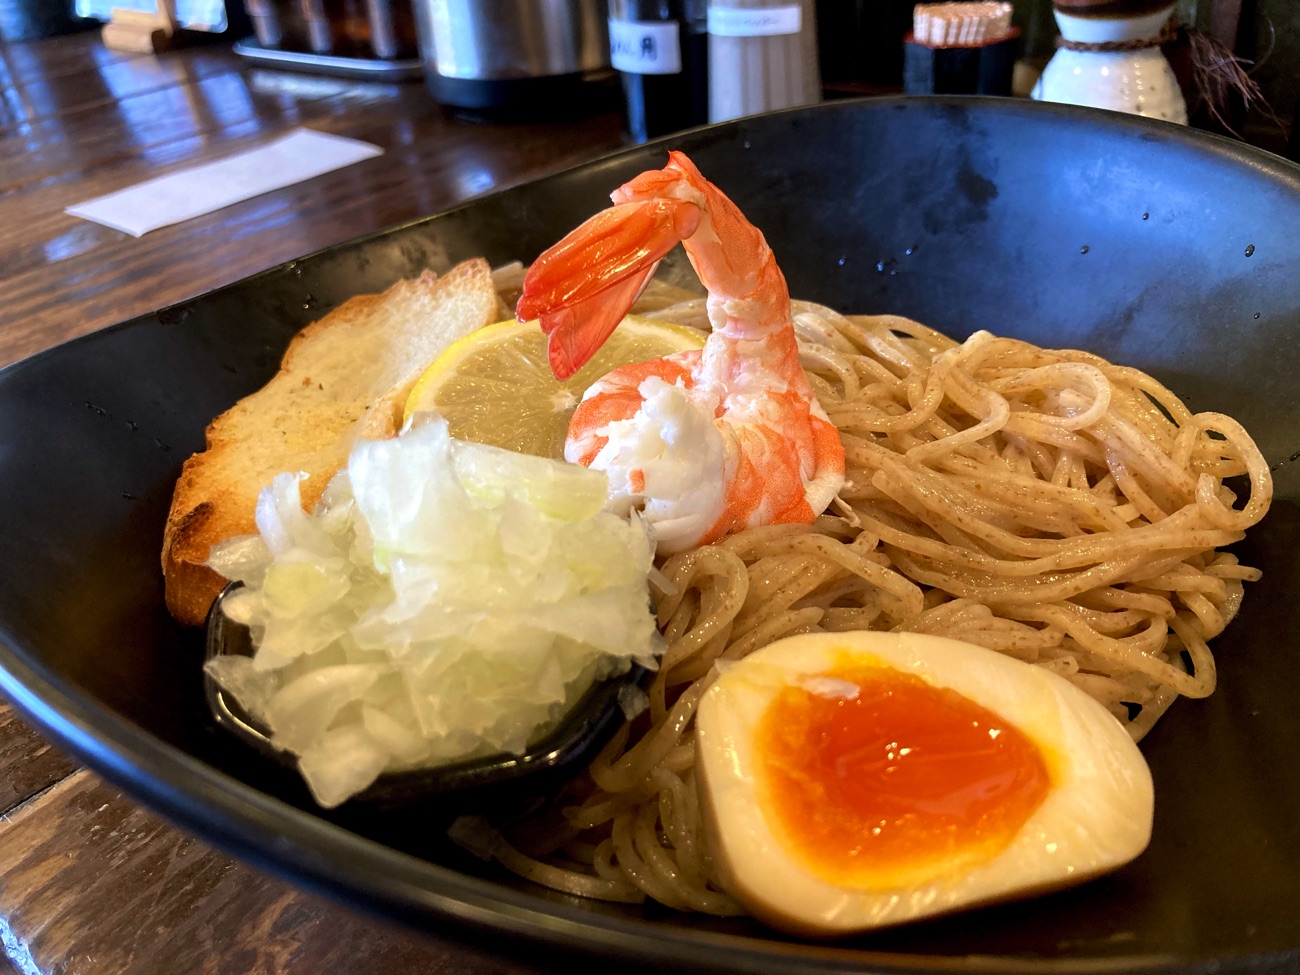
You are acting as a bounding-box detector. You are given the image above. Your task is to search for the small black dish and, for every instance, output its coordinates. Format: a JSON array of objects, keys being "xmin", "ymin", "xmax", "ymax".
[{"xmin": 203, "ymin": 582, "xmax": 652, "ymax": 811}]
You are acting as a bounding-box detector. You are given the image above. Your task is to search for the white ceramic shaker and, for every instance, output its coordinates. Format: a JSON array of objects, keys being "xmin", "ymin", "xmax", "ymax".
[{"xmin": 1031, "ymin": 0, "xmax": 1187, "ymax": 124}]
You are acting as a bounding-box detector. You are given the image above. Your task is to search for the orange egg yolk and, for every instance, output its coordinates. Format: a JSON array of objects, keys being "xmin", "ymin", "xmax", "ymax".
[{"xmin": 754, "ymin": 665, "xmax": 1051, "ymax": 888}]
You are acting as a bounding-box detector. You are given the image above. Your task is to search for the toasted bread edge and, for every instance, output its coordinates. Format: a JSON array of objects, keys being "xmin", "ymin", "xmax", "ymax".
[{"xmin": 161, "ymin": 260, "xmax": 498, "ymax": 627}]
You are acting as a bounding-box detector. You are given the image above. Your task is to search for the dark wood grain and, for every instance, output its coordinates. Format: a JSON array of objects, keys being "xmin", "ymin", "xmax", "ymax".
[
  {"xmin": 0, "ymin": 27, "xmax": 630, "ymax": 975},
  {"xmin": 0, "ymin": 67, "xmax": 346, "ymax": 188},
  {"xmin": 0, "ymin": 705, "xmax": 78, "ymax": 811},
  {"xmin": 0, "ymin": 31, "xmax": 140, "ymax": 86},
  {"xmin": 0, "ymin": 49, "xmax": 626, "ymax": 374},
  {"xmin": 0, "ymin": 83, "xmax": 624, "ymax": 368},
  {"xmin": 0, "ymin": 43, "xmax": 240, "ymax": 131},
  {"xmin": 0, "ymin": 772, "xmax": 550, "ymax": 975}
]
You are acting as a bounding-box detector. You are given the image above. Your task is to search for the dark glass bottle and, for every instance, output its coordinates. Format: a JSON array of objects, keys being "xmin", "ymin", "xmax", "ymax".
[
  {"xmin": 816, "ymin": 0, "xmax": 913, "ymax": 87},
  {"xmin": 609, "ymin": 0, "xmax": 709, "ymax": 143}
]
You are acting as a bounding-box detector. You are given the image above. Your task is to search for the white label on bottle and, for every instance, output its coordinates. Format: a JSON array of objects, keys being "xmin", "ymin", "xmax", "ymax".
[
  {"xmin": 609, "ymin": 20, "xmax": 683, "ymax": 75},
  {"xmin": 707, "ymin": 5, "xmax": 802, "ymax": 37}
]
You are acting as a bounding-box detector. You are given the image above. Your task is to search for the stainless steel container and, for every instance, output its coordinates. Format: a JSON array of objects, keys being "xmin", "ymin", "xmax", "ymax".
[{"xmin": 413, "ymin": 0, "xmax": 614, "ymax": 113}]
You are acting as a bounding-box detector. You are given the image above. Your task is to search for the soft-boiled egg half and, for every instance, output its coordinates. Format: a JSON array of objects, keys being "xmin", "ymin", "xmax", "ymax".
[{"xmin": 695, "ymin": 631, "xmax": 1154, "ymax": 936}]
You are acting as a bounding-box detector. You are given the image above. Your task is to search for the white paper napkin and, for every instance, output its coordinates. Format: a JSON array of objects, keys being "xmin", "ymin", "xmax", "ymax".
[{"xmin": 65, "ymin": 128, "xmax": 384, "ymax": 237}]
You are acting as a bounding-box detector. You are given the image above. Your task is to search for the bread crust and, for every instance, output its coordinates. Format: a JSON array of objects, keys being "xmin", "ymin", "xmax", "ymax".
[{"xmin": 161, "ymin": 259, "xmax": 499, "ymax": 626}]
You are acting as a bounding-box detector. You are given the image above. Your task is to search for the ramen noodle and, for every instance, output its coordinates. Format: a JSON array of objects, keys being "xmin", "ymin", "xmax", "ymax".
[{"xmin": 465, "ymin": 278, "xmax": 1271, "ymax": 915}]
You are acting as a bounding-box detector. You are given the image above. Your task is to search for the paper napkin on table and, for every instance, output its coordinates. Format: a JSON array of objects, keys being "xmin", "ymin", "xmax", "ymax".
[{"xmin": 65, "ymin": 128, "xmax": 384, "ymax": 237}]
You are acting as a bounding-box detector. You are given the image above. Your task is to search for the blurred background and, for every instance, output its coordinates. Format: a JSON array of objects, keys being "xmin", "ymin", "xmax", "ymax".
[{"xmin": 0, "ymin": 0, "xmax": 1293, "ymax": 158}]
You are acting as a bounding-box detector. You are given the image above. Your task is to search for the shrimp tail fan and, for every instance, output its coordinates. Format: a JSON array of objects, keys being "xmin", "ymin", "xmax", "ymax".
[
  {"xmin": 518, "ymin": 198, "xmax": 701, "ymax": 379},
  {"xmin": 534, "ymin": 269, "xmax": 653, "ymax": 380}
]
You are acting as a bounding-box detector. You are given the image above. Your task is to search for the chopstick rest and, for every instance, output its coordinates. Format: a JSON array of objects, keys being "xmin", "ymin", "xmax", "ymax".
[{"xmin": 65, "ymin": 128, "xmax": 383, "ymax": 237}]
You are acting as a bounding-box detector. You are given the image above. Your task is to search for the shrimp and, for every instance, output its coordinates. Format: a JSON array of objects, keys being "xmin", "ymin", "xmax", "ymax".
[{"xmin": 516, "ymin": 151, "xmax": 845, "ymax": 554}]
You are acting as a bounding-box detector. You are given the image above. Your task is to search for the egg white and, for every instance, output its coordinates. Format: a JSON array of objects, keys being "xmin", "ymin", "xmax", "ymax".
[{"xmin": 695, "ymin": 630, "xmax": 1154, "ymax": 937}]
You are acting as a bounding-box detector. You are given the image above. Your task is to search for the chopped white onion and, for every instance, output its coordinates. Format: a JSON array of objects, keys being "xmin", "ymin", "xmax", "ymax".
[{"xmin": 206, "ymin": 415, "xmax": 660, "ymax": 807}]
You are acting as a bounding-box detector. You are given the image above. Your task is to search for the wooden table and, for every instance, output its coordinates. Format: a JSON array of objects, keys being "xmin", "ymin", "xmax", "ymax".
[{"xmin": 0, "ymin": 29, "xmax": 630, "ymax": 974}]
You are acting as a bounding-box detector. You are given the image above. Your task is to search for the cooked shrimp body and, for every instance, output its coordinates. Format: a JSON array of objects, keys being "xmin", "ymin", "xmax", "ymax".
[{"xmin": 516, "ymin": 151, "xmax": 845, "ymax": 554}]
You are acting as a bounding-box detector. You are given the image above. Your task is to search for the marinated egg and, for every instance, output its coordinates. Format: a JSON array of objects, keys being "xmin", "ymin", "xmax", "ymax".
[{"xmin": 695, "ymin": 631, "xmax": 1154, "ymax": 936}]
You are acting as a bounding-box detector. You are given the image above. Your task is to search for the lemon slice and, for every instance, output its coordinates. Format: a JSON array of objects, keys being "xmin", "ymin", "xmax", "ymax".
[{"xmin": 404, "ymin": 315, "xmax": 706, "ymax": 459}]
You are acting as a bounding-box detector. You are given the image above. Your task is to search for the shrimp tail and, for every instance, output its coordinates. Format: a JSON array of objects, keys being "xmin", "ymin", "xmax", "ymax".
[
  {"xmin": 517, "ymin": 198, "xmax": 701, "ymax": 379},
  {"xmin": 521, "ymin": 149, "xmax": 846, "ymax": 553}
]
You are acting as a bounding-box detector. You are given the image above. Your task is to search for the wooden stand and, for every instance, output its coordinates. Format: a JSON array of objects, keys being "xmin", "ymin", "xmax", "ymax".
[{"xmin": 101, "ymin": 0, "xmax": 179, "ymax": 53}]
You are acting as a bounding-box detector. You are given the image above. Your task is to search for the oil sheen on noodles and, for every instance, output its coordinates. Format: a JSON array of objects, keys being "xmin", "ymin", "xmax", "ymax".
[{"xmin": 476, "ymin": 282, "xmax": 1273, "ymax": 916}]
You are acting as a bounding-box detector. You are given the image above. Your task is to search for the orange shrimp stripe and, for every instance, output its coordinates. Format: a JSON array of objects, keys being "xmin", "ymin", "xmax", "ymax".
[{"xmin": 568, "ymin": 356, "xmax": 698, "ymax": 468}]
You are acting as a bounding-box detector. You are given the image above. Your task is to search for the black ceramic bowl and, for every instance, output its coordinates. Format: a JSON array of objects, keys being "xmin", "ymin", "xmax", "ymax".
[
  {"xmin": 2, "ymin": 98, "xmax": 1299, "ymax": 974},
  {"xmin": 204, "ymin": 583, "xmax": 652, "ymax": 811}
]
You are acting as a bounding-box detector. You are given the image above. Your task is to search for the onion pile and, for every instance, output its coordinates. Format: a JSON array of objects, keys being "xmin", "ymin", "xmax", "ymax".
[{"xmin": 206, "ymin": 415, "xmax": 661, "ymax": 807}]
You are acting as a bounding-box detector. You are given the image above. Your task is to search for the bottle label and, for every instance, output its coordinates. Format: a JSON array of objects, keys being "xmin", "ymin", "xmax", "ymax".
[
  {"xmin": 609, "ymin": 19, "xmax": 683, "ymax": 75},
  {"xmin": 707, "ymin": 5, "xmax": 802, "ymax": 37}
]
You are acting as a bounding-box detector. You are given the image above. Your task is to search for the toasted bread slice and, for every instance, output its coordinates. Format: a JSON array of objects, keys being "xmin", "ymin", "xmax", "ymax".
[{"xmin": 162, "ymin": 258, "xmax": 499, "ymax": 626}]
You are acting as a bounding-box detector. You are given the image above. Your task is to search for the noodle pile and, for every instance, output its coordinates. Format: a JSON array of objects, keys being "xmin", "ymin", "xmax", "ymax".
[{"xmin": 470, "ymin": 282, "xmax": 1272, "ymax": 916}]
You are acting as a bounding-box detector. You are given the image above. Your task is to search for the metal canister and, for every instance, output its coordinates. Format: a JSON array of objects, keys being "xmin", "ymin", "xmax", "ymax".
[
  {"xmin": 244, "ymin": 0, "xmax": 417, "ymax": 59},
  {"xmin": 413, "ymin": 0, "xmax": 614, "ymax": 113}
]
